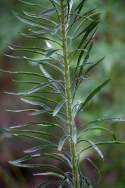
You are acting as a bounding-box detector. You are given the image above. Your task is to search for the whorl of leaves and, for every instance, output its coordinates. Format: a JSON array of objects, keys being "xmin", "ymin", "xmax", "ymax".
[{"xmin": 1, "ymin": 0, "xmax": 125, "ymax": 187}]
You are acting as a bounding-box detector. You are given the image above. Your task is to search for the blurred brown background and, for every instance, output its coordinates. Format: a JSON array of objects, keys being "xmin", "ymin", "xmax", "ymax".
[{"xmin": 0, "ymin": 0, "xmax": 125, "ymax": 187}]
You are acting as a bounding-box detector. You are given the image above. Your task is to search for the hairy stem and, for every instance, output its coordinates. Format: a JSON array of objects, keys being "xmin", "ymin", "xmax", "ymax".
[{"xmin": 60, "ymin": 0, "xmax": 80, "ymax": 187}]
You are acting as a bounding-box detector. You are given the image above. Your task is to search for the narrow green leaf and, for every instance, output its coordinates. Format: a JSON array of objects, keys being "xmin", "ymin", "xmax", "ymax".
[
  {"xmin": 48, "ymin": 0, "xmax": 60, "ymax": 19},
  {"xmin": 40, "ymin": 8, "xmax": 56, "ymax": 16},
  {"xmin": 75, "ymin": 0, "xmax": 87, "ymax": 14},
  {"xmin": 11, "ymin": 133, "xmax": 52, "ymax": 143},
  {"xmin": 10, "ymin": 129, "xmax": 56, "ymax": 139},
  {"xmin": 24, "ymin": 144, "xmax": 57, "ymax": 154},
  {"xmin": 58, "ymin": 135, "xmax": 69, "ymax": 151},
  {"xmin": 6, "ymin": 109, "xmax": 39, "ymax": 113},
  {"xmin": 35, "ymin": 152, "xmax": 71, "ymax": 168},
  {"xmin": 9, "ymin": 121, "xmax": 62, "ymax": 130},
  {"xmin": 5, "ymin": 81, "xmax": 54, "ymax": 96},
  {"xmin": 87, "ymin": 117, "xmax": 125, "ymax": 126},
  {"xmin": 21, "ymin": 98, "xmax": 51, "ymax": 111},
  {"xmin": 79, "ymin": 79, "xmax": 110, "ymax": 112},
  {"xmin": 74, "ymin": 27, "xmax": 98, "ymax": 75},
  {"xmin": 0, "ymin": 69, "xmax": 44, "ymax": 79},
  {"xmin": 8, "ymin": 46, "xmax": 45, "ymax": 56},
  {"xmin": 36, "ymin": 180, "xmax": 61, "ymax": 188},
  {"xmin": 54, "ymin": 153, "xmax": 72, "ymax": 168},
  {"xmin": 46, "ymin": 49, "xmax": 59, "ymax": 57},
  {"xmin": 85, "ymin": 57, "xmax": 104, "ymax": 74},
  {"xmin": 70, "ymin": 0, "xmax": 87, "ymax": 30},
  {"xmin": 78, "ymin": 42, "xmax": 93, "ymax": 78},
  {"xmin": 23, "ymin": 11, "xmax": 57, "ymax": 26},
  {"xmin": 86, "ymin": 158, "xmax": 102, "ymax": 182},
  {"xmin": 40, "ymin": 64, "xmax": 52, "ymax": 80},
  {"xmin": 23, "ymin": 95, "xmax": 57, "ymax": 104},
  {"xmin": 79, "ymin": 126, "xmax": 117, "ymax": 140},
  {"xmin": 12, "ymin": 80, "xmax": 41, "ymax": 85},
  {"xmin": 39, "ymin": 65, "xmax": 64, "ymax": 94},
  {"xmin": 77, "ymin": 139, "xmax": 104, "ymax": 160},
  {"xmin": 53, "ymin": 101, "xmax": 65, "ymax": 117},
  {"xmin": 14, "ymin": 12, "xmax": 45, "ymax": 29},
  {"xmin": 9, "ymin": 155, "xmax": 32, "ymax": 164},
  {"xmin": 18, "ymin": 0, "xmax": 40, "ymax": 6},
  {"xmin": 75, "ymin": 19, "xmax": 99, "ymax": 40},
  {"xmin": 9, "ymin": 158, "xmax": 62, "ymax": 172},
  {"xmin": 34, "ymin": 172, "xmax": 64, "ymax": 179},
  {"xmin": 79, "ymin": 140, "xmax": 125, "ymax": 157}
]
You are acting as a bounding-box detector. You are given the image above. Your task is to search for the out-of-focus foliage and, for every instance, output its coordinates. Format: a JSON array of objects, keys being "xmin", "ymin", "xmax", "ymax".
[
  {"xmin": 0, "ymin": 0, "xmax": 24, "ymax": 52},
  {"xmin": 0, "ymin": 0, "xmax": 125, "ymax": 188}
]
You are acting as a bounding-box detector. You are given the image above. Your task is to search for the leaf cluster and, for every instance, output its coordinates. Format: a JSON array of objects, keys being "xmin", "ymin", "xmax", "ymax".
[{"xmin": 1, "ymin": 0, "xmax": 125, "ymax": 187}]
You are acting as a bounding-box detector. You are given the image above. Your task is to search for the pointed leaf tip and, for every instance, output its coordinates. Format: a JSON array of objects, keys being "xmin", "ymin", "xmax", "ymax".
[
  {"xmin": 53, "ymin": 101, "xmax": 65, "ymax": 117},
  {"xmin": 79, "ymin": 79, "xmax": 110, "ymax": 112}
]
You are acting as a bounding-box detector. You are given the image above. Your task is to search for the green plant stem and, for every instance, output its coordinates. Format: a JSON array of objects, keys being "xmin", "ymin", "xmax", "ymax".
[{"xmin": 60, "ymin": 1, "xmax": 80, "ymax": 187}]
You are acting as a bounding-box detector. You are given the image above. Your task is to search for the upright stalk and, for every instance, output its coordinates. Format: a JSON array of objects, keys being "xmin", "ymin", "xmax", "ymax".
[{"xmin": 60, "ymin": 1, "xmax": 80, "ymax": 187}]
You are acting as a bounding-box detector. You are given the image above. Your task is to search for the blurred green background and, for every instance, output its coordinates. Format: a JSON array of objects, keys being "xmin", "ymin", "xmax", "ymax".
[{"xmin": 0, "ymin": 0, "xmax": 125, "ymax": 187}]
